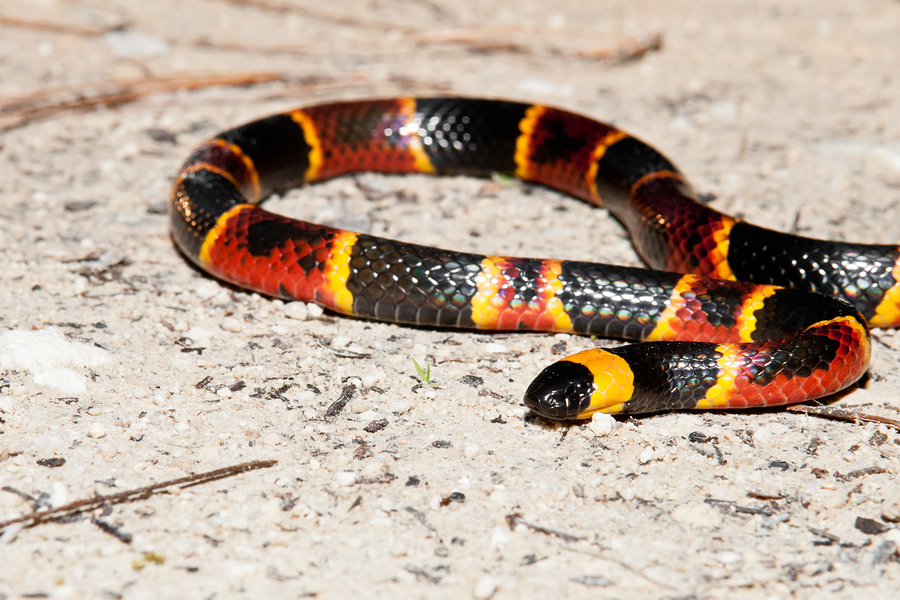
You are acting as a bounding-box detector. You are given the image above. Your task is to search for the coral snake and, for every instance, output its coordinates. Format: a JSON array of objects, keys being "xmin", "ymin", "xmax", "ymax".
[{"xmin": 170, "ymin": 98, "xmax": 898, "ymax": 419}]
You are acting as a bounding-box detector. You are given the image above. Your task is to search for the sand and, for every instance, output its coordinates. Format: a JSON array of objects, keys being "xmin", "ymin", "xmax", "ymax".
[{"xmin": 1, "ymin": 0, "xmax": 899, "ymax": 598}]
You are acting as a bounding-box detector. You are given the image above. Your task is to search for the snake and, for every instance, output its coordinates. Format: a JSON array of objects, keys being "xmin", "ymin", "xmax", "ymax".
[{"xmin": 169, "ymin": 98, "xmax": 899, "ymax": 419}]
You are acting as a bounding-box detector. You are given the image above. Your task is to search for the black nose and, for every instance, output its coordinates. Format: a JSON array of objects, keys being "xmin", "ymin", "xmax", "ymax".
[{"xmin": 523, "ymin": 360, "xmax": 595, "ymax": 420}]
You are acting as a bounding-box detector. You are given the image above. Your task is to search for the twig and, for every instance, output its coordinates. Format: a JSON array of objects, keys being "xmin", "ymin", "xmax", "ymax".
[
  {"xmin": 0, "ymin": 15, "xmax": 113, "ymax": 36},
  {"xmin": 315, "ymin": 339, "xmax": 372, "ymax": 359},
  {"xmin": 213, "ymin": 0, "xmax": 420, "ymax": 33},
  {"xmin": 571, "ymin": 32, "xmax": 663, "ymax": 62},
  {"xmin": 505, "ymin": 513, "xmax": 585, "ymax": 542},
  {"xmin": 834, "ymin": 466, "xmax": 889, "ymax": 482},
  {"xmin": 0, "ymin": 71, "xmax": 285, "ymax": 132},
  {"xmin": 787, "ymin": 405, "xmax": 900, "ymax": 432},
  {"xmin": 0, "ymin": 459, "xmax": 277, "ymax": 532},
  {"xmin": 324, "ymin": 384, "xmax": 357, "ymax": 420},
  {"xmin": 187, "ymin": 27, "xmax": 661, "ymax": 64}
]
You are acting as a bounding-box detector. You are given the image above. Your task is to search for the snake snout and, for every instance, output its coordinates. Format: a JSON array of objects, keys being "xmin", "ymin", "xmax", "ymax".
[{"xmin": 523, "ymin": 360, "xmax": 595, "ymax": 420}]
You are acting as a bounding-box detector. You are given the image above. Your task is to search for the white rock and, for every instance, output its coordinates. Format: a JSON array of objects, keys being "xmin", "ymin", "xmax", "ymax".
[
  {"xmin": 0, "ymin": 327, "xmax": 109, "ymax": 394},
  {"xmin": 473, "ymin": 576, "xmax": 499, "ymax": 599},
  {"xmin": 285, "ymin": 302, "xmax": 308, "ymax": 320},
  {"xmin": 49, "ymin": 482, "xmax": 69, "ymax": 508},
  {"xmin": 589, "ymin": 413, "xmax": 616, "ymax": 437},
  {"xmin": 489, "ymin": 526, "xmax": 512, "ymax": 549},
  {"xmin": 638, "ymin": 446, "xmax": 656, "ymax": 465},
  {"xmin": 220, "ymin": 317, "xmax": 242, "ymax": 333},
  {"xmin": 883, "ymin": 494, "xmax": 900, "ymax": 522},
  {"xmin": 87, "ymin": 423, "xmax": 106, "ymax": 439},
  {"xmin": 185, "ymin": 326, "xmax": 213, "ymax": 343},
  {"xmin": 335, "ymin": 471, "xmax": 358, "ymax": 487}
]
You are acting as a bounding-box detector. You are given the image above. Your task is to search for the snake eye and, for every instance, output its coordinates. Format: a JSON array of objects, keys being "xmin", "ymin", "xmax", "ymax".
[{"xmin": 523, "ymin": 360, "xmax": 595, "ymax": 420}]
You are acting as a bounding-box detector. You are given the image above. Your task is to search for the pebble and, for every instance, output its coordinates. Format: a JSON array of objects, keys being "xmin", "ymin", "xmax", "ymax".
[
  {"xmin": 220, "ymin": 317, "xmax": 242, "ymax": 333},
  {"xmin": 49, "ymin": 482, "xmax": 69, "ymax": 508},
  {"xmin": 638, "ymin": 446, "xmax": 656, "ymax": 465},
  {"xmin": 335, "ymin": 471, "xmax": 358, "ymax": 487},
  {"xmin": 306, "ymin": 303, "xmax": 324, "ymax": 318},
  {"xmin": 86, "ymin": 423, "xmax": 106, "ymax": 439},
  {"xmin": 332, "ymin": 336, "xmax": 351, "ymax": 348},
  {"xmin": 473, "ymin": 576, "xmax": 499, "ymax": 599},
  {"xmin": 588, "ymin": 413, "xmax": 615, "ymax": 437},
  {"xmin": 285, "ymin": 302, "xmax": 308, "ymax": 320},
  {"xmin": 882, "ymin": 494, "xmax": 900, "ymax": 522}
]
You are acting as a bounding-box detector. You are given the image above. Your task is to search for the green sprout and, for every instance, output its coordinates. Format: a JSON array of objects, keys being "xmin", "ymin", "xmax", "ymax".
[
  {"xmin": 493, "ymin": 172, "xmax": 516, "ymax": 186},
  {"xmin": 412, "ymin": 357, "xmax": 432, "ymax": 385}
]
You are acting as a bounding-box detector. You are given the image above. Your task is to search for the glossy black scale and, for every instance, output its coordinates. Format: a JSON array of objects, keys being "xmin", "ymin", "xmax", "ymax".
[
  {"xmin": 728, "ymin": 222, "xmax": 899, "ymax": 321},
  {"xmin": 414, "ymin": 99, "xmax": 529, "ymax": 175}
]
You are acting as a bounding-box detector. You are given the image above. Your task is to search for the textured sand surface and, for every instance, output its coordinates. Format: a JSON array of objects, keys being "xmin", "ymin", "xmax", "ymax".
[{"xmin": 1, "ymin": 1, "xmax": 900, "ymax": 598}]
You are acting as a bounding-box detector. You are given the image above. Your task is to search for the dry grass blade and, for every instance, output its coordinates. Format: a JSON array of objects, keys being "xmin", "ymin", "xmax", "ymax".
[
  {"xmin": 0, "ymin": 459, "xmax": 278, "ymax": 532},
  {"xmin": 0, "ymin": 72, "xmax": 285, "ymax": 132},
  {"xmin": 213, "ymin": 0, "xmax": 420, "ymax": 33},
  {"xmin": 188, "ymin": 26, "xmax": 661, "ymax": 63},
  {"xmin": 0, "ymin": 15, "xmax": 112, "ymax": 36},
  {"xmin": 572, "ymin": 32, "xmax": 663, "ymax": 62},
  {"xmin": 788, "ymin": 404, "xmax": 900, "ymax": 431}
]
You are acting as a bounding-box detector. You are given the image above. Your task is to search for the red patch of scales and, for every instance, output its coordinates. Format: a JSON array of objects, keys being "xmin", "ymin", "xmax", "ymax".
[
  {"xmin": 722, "ymin": 318, "xmax": 870, "ymax": 409},
  {"xmin": 201, "ymin": 206, "xmax": 341, "ymax": 304},
  {"xmin": 472, "ymin": 258, "xmax": 572, "ymax": 332},
  {"xmin": 299, "ymin": 98, "xmax": 434, "ymax": 182},
  {"xmin": 515, "ymin": 106, "xmax": 622, "ymax": 203}
]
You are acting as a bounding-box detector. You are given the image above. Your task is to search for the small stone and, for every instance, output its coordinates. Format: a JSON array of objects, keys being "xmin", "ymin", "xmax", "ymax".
[
  {"xmin": 220, "ymin": 317, "xmax": 242, "ymax": 333},
  {"xmin": 285, "ymin": 302, "xmax": 308, "ymax": 320},
  {"xmin": 306, "ymin": 303, "xmax": 324, "ymax": 318},
  {"xmin": 588, "ymin": 413, "xmax": 615, "ymax": 437},
  {"xmin": 49, "ymin": 482, "xmax": 69, "ymax": 508},
  {"xmin": 883, "ymin": 496, "xmax": 900, "ymax": 522},
  {"xmin": 335, "ymin": 471, "xmax": 358, "ymax": 486},
  {"xmin": 856, "ymin": 516, "xmax": 891, "ymax": 535},
  {"xmin": 87, "ymin": 423, "xmax": 106, "ymax": 439},
  {"xmin": 638, "ymin": 446, "xmax": 655, "ymax": 465},
  {"xmin": 473, "ymin": 575, "xmax": 499, "ymax": 599},
  {"xmin": 99, "ymin": 442, "xmax": 117, "ymax": 457}
]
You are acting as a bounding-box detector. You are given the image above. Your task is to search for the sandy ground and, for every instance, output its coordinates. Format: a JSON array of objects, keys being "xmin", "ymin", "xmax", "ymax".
[{"xmin": 1, "ymin": 0, "xmax": 900, "ymax": 598}]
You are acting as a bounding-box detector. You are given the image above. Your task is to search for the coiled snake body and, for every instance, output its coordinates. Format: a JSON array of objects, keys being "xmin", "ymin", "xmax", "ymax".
[{"xmin": 170, "ymin": 98, "xmax": 898, "ymax": 419}]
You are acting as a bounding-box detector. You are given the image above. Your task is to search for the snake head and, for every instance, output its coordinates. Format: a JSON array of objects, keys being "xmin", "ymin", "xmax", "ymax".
[
  {"xmin": 524, "ymin": 349, "xmax": 636, "ymax": 419},
  {"xmin": 523, "ymin": 360, "xmax": 595, "ymax": 420}
]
